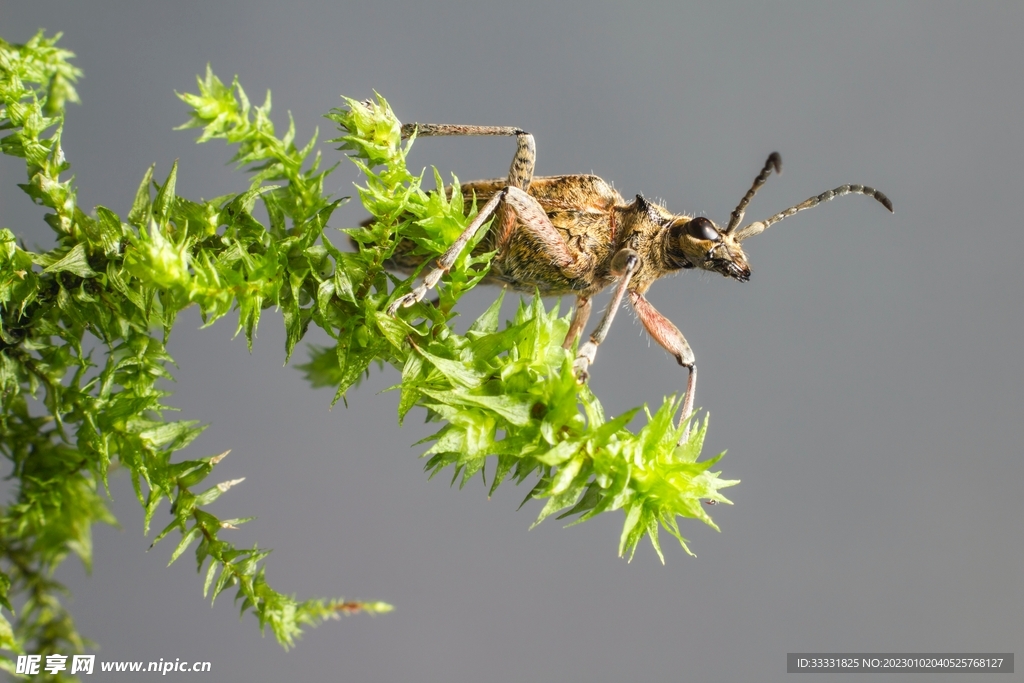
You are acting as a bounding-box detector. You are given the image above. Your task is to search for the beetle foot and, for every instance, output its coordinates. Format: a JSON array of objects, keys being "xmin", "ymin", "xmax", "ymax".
[{"xmin": 573, "ymin": 341, "xmax": 597, "ymax": 383}]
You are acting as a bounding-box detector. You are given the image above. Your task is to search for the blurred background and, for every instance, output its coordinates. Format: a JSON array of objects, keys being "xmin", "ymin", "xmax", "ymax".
[{"xmin": 2, "ymin": 2, "xmax": 1022, "ymax": 681}]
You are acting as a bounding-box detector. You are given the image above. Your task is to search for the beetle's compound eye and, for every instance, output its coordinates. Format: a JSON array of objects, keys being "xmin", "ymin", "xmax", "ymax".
[{"xmin": 685, "ymin": 217, "xmax": 720, "ymax": 241}]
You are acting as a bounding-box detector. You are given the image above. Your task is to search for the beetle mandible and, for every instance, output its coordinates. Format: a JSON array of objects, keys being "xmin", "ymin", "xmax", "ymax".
[{"xmin": 383, "ymin": 123, "xmax": 893, "ymax": 441}]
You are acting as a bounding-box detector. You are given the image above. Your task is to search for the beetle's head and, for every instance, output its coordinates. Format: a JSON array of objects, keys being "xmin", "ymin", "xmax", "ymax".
[
  {"xmin": 665, "ymin": 152, "xmax": 893, "ymax": 282},
  {"xmin": 664, "ymin": 216, "xmax": 751, "ymax": 282}
]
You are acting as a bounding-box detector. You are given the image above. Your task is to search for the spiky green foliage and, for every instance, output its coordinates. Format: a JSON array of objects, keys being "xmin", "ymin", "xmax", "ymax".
[
  {"xmin": 0, "ymin": 30, "xmax": 737, "ymax": 677},
  {"xmin": 0, "ymin": 33, "xmax": 390, "ymax": 675}
]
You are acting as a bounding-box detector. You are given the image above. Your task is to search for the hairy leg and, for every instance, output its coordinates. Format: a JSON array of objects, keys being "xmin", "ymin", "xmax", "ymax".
[
  {"xmin": 573, "ymin": 249, "xmax": 638, "ymax": 381},
  {"xmin": 629, "ymin": 292, "xmax": 697, "ymax": 443}
]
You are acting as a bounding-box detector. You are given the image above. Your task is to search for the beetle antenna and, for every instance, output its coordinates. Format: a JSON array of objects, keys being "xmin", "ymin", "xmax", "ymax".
[
  {"xmin": 734, "ymin": 184, "xmax": 894, "ymax": 242},
  {"xmin": 724, "ymin": 152, "xmax": 782, "ymax": 235}
]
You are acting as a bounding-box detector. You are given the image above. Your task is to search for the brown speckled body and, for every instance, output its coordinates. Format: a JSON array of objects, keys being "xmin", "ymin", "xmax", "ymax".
[
  {"xmin": 376, "ymin": 116, "xmax": 893, "ymax": 442},
  {"xmin": 386, "ymin": 174, "xmax": 718, "ymax": 298},
  {"xmin": 463, "ymin": 175, "xmax": 624, "ymax": 296}
]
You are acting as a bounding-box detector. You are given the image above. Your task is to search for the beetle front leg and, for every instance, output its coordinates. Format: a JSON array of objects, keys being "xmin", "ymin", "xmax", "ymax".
[
  {"xmin": 629, "ymin": 292, "xmax": 697, "ymax": 443},
  {"xmin": 573, "ymin": 249, "xmax": 638, "ymax": 382}
]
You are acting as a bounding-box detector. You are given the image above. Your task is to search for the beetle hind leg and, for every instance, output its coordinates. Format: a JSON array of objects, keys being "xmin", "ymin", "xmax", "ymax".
[
  {"xmin": 401, "ymin": 123, "xmax": 535, "ymax": 192},
  {"xmin": 387, "ymin": 185, "xmax": 577, "ymax": 314},
  {"xmin": 387, "ymin": 124, "xmax": 541, "ymax": 314}
]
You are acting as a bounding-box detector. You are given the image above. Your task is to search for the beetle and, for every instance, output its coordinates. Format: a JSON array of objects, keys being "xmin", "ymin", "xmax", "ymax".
[{"xmin": 382, "ymin": 123, "xmax": 893, "ymax": 441}]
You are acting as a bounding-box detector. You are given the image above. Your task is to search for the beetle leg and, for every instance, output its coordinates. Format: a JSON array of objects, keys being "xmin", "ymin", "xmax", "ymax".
[
  {"xmin": 563, "ymin": 296, "xmax": 592, "ymax": 350},
  {"xmin": 388, "ymin": 124, "xmax": 540, "ymax": 314},
  {"xmin": 573, "ymin": 249, "xmax": 638, "ymax": 382},
  {"xmin": 387, "ymin": 186, "xmax": 575, "ymax": 314},
  {"xmin": 629, "ymin": 292, "xmax": 697, "ymax": 443},
  {"xmin": 386, "ymin": 190, "xmax": 503, "ymax": 314},
  {"xmin": 401, "ymin": 123, "xmax": 535, "ymax": 191}
]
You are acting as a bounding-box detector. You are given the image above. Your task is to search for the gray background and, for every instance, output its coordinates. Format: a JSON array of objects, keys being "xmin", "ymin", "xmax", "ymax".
[{"xmin": 2, "ymin": 2, "xmax": 1022, "ymax": 681}]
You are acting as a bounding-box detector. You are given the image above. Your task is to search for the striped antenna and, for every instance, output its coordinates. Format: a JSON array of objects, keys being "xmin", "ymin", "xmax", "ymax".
[
  {"xmin": 734, "ymin": 184, "xmax": 893, "ymax": 242},
  {"xmin": 724, "ymin": 152, "xmax": 782, "ymax": 235}
]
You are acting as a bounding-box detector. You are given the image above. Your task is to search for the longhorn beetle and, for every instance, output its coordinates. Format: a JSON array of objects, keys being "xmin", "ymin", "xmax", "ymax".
[{"xmin": 383, "ymin": 123, "xmax": 893, "ymax": 441}]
